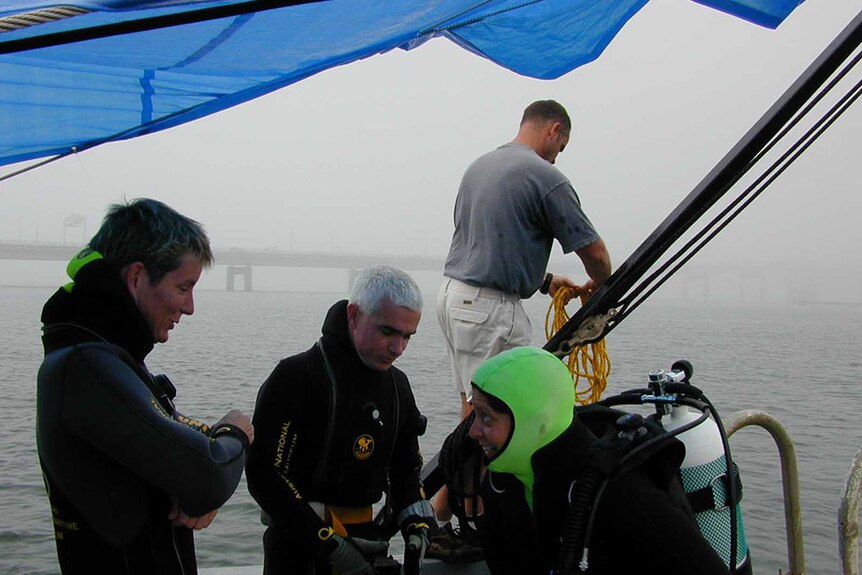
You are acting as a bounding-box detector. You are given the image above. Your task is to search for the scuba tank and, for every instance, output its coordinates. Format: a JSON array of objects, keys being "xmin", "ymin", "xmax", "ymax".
[
  {"xmin": 557, "ymin": 359, "xmax": 752, "ymax": 575},
  {"xmin": 649, "ymin": 361, "xmax": 752, "ymax": 575}
]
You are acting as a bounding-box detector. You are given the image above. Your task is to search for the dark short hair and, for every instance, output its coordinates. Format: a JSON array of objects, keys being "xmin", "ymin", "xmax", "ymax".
[
  {"xmin": 520, "ymin": 100, "xmax": 571, "ymax": 133},
  {"xmin": 88, "ymin": 198, "xmax": 213, "ymax": 284},
  {"xmin": 470, "ymin": 383, "xmax": 512, "ymax": 418}
]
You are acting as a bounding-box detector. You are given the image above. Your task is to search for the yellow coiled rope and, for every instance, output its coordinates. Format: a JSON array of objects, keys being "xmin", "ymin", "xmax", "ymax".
[{"xmin": 544, "ymin": 286, "xmax": 611, "ymax": 405}]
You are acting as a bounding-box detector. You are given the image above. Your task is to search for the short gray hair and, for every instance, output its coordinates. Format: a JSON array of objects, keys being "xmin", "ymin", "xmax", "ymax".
[
  {"xmin": 349, "ymin": 266, "xmax": 423, "ymax": 314},
  {"xmin": 89, "ymin": 198, "xmax": 213, "ymax": 284}
]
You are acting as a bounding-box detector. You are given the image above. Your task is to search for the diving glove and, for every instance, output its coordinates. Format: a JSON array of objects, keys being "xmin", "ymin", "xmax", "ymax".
[
  {"xmin": 397, "ymin": 500, "xmax": 435, "ymax": 575},
  {"xmin": 323, "ymin": 532, "xmax": 388, "ymax": 575},
  {"xmin": 401, "ymin": 519, "xmax": 430, "ymax": 575}
]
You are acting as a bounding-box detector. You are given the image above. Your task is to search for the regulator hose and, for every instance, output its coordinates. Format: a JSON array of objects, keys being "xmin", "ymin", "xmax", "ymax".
[{"xmin": 557, "ymin": 425, "xmax": 638, "ymax": 574}]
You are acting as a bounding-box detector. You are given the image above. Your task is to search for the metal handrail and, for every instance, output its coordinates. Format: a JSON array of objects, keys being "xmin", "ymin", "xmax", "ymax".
[
  {"xmin": 840, "ymin": 445, "xmax": 862, "ymax": 575},
  {"xmin": 726, "ymin": 409, "xmax": 805, "ymax": 575}
]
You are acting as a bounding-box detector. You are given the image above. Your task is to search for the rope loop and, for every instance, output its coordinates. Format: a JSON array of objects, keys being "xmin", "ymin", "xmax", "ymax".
[{"xmin": 545, "ymin": 286, "xmax": 610, "ymax": 405}]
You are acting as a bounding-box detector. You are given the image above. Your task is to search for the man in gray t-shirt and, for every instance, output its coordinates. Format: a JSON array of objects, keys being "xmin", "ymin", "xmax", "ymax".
[
  {"xmin": 438, "ymin": 100, "xmax": 611, "ymax": 418},
  {"xmin": 430, "ymin": 100, "xmax": 611, "ymax": 561}
]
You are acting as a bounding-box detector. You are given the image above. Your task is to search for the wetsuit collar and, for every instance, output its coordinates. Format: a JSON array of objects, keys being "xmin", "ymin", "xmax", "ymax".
[
  {"xmin": 320, "ymin": 299, "xmax": 383, "ymax": 373},
  {"xmin": 41, "ymin": 250, "xmax": 155, "ymax": 363}
]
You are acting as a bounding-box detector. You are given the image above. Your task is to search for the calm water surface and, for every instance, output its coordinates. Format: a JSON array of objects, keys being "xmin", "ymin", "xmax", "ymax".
[{"xmin": 2, "ymin": 285, "xmax": 861, "ymax": 574}]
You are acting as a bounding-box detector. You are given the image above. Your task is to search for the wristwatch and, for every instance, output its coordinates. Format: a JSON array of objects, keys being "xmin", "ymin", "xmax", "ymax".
[{"xmin": 539, "ymin": 273, "xmax": 553, "ymax": 295}]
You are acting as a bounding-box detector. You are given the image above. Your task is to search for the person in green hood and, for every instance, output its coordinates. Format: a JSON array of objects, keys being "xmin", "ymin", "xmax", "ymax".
[{"xmin": 468, "ymin": 346, "xmax": 729, "ymax": 575}]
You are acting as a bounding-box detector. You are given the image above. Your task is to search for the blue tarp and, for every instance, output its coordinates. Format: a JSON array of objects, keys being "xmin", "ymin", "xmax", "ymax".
[{"xmin": 0, "ymin": 0, "xmax": 804, "ymax": 168}]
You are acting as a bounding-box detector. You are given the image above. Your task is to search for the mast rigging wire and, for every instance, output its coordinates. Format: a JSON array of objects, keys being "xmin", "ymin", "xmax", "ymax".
[
  {"xmin": 544, "ymin": 9, "xmax": 862, "ymax": 357},
  {"xmin": 602, "ymin": 52, "xmax": 862, "ymax": 337}
]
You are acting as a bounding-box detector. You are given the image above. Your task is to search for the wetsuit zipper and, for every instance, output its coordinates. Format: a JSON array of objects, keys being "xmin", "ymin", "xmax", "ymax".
[{"xmin": 314, "ymin": 339, "xmax": 338, "ymax": 486}]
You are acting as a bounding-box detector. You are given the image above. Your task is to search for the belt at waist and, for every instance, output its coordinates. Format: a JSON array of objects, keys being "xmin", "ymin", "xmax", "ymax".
[
  {"xmin": 310, "ymin": 502, "xmax": 373, "ymax": 536},
  {"xmin": 444, "ymin": 277, "xmax": 520, "ymax": 302},
  {"xmin": 261, "ymin": 503, "xmax": 373, "ymax": 536}
]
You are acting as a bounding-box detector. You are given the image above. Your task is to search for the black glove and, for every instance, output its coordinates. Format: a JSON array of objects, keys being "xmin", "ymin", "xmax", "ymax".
[
  {"xmin": 401, "ymin": 517, "xmax": 431, "ymax": 575},
  {"xmin": 397, "ymin": 500, "xmax": 435, "ymax": 575},
  {"xmin": 322, "ymin": 530, "xmax": 388, "ymax": 575}
]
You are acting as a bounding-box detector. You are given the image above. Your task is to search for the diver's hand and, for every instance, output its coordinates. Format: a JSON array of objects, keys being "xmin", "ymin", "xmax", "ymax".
[
  {"xmin": 398, "ymin": 500, "xmax": 434, "ymax": 574},
  {"xmin": 548, "ymin": 274, "xmax": 582, "ymax": 303},
  {"xmin": 168, "ymin": 496, "xmax": 218, "ymax": 530},
  {"xmin": 325, "ymin": 535, "xmax": 387, "ymax": 574},
  {"xmin": 580, "ymin": 278, "xmax": 600, "ymax": 300},
  {"xmin": 214, "ymin": 409, "xmax": 254, "ymax": 444},
  {"xmin": 402, "ymin": 521, "xmax": 430, "ymax": 575}
]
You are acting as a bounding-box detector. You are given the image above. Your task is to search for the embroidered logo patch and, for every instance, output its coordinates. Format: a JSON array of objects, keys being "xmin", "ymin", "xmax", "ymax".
[{"xmin": 354, "ymin": 434, "xmax": 374, "ymax": 460}]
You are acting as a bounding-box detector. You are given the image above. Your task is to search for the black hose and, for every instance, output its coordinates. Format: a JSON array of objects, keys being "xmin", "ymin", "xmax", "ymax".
[
  {"xmin": 557, "ymin": 432, "xmax": 635, "ymax": 574},
  {"xmin": 556, "ymin": 466, "xmax": 604, "ymax": 574}
]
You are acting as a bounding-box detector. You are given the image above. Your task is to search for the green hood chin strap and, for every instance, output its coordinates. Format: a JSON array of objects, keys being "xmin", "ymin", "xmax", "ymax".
[
  {"xmin": 62, "ymin": 248, "xmax": 104, "ymax": 292},
  {"xmin": 472, "ymin": 346, "xmax": 575, "ymax": 507}
]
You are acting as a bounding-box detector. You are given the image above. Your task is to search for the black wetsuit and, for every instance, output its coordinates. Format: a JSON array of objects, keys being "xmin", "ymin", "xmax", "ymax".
[
  {"xmin": 477, "ymin": 418, "xmax": 730, "ymax": 575},
  {"xmin": 36, "ymin": 257, "xmax": 249, "ymax": 575},
  {"xmin": 246, "ymin": 300, "xmax": 425, "ymax": 574}
]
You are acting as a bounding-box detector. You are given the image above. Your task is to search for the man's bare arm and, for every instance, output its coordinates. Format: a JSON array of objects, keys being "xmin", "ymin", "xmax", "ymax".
[{"xmin": 575, "ymin": 238, "xmax": 611, "ymax": 294}]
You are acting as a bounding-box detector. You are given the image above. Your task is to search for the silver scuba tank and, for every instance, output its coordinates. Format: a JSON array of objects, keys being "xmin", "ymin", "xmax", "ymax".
[{"xmin": 657, "ymin": 366, "xmax": 752, "ymax": 575}]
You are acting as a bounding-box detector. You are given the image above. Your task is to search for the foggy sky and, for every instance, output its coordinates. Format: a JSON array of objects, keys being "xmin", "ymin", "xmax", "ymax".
[{"xmin": 1, "ymin": 0, "xmax": 860, "ymax": 298}]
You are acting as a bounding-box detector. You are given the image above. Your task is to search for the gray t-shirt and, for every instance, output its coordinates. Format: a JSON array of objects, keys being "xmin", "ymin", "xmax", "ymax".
[{"xmin": 443, "ymin": 143, "xmax": 599, "ymax": 298}]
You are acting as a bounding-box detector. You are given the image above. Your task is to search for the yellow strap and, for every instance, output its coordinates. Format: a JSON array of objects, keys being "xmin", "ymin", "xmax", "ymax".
[
  {"xmin": 326, "ymin": 505, "xmax": 373, "ymax": 537},
  {"xmin": 329, "ymin": 514, "xmax": 348, "ymax": 537},
  {"xmin": 544, "ymin": 286, "xmax": 611, "ymax": 405},
  {"xmin": 406, "ymin": 521, "xmax": 430, "ymax": 532}
]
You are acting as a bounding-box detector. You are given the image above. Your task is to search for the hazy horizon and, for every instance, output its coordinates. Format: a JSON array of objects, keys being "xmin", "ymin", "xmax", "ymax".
[{"xmin": 1, "ymin": 0, "xmax": 860, "ymax": 303}]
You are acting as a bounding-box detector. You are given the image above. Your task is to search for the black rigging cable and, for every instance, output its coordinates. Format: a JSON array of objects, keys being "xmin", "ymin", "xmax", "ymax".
[
  {"xmin": 544, "ymin": 9, "xmax": 862, "ymax": 356},
  {"xmin": 607, "ymin": 58, "xmax": 862, "ymax": 334}
]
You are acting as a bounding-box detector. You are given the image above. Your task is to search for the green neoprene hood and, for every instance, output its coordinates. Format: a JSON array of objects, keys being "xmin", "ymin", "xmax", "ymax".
[
  {"xmin": 62, "ymin": 248, "xmax": 103, "ymax": 292},
  {"xmin": 472, "ymin": 346, "xmax": 574, "ymax": 490}
]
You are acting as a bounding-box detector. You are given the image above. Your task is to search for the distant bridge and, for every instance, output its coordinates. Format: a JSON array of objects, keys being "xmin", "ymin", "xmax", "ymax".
[
  {"xmin": 0, "ymin": 241, "xmax": 446, "ymax": 291},
  {"xmin": 0, "ymin": 241, "xmax": 808, "ymax": 302}
]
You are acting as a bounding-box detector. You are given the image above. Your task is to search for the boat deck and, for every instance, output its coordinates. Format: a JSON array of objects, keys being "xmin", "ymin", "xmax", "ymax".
[{"xmin": 201, "ymin": 558, "xmax": 490, "ymax": 574}]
